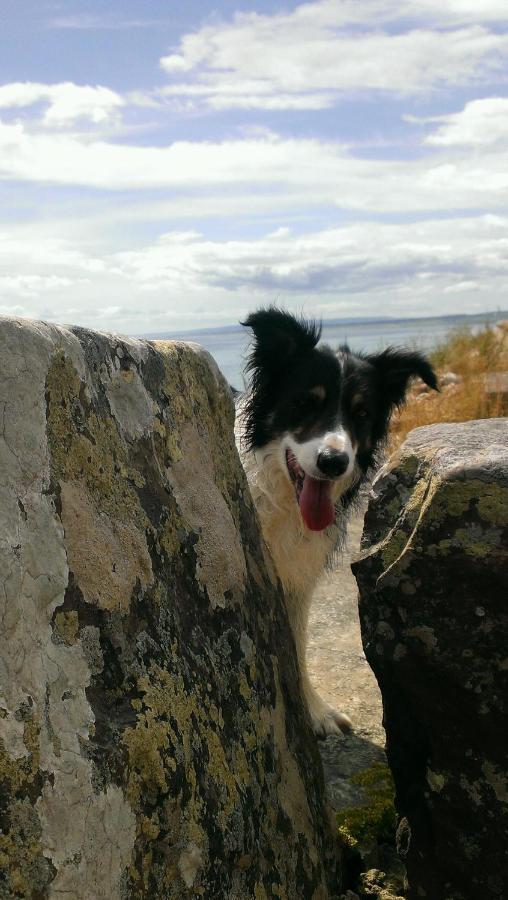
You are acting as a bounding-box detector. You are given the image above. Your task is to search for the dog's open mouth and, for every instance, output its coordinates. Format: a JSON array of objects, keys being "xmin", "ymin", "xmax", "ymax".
[{"xmin": 285, "ymin": 449, "xmax": 335, "ymax": 532}]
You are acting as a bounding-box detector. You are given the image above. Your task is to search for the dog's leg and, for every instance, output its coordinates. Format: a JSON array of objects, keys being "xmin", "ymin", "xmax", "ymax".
[
  {"xmin": 302, "ymin": 678, "xmax": 353, "ymax": 739},
  {"xmin": 286, "ymin": 589, "xmax": 353, "ymax": 738}
]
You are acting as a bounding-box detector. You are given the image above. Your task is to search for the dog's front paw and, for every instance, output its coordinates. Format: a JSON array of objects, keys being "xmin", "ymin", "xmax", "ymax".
[{"xmin": 307, "ymin": 692, "xmax": 353, "ymax": 739}]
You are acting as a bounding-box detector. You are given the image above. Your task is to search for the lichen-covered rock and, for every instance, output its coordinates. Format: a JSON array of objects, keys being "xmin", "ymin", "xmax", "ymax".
[
  {"xmin": 352, "ymin": 419, "xmax": 508, "ymax": 900},
  {"xmin": 0, "ymin": 317, "xmax": 339, "ymax": 898}
]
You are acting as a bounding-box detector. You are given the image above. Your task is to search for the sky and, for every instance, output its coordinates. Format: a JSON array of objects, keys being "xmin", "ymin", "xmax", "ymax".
[{"xmin": 1, "ymin": 0, "xmax": 508, "ymax": 334}]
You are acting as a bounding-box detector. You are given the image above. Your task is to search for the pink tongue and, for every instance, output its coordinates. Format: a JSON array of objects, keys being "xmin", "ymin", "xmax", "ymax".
[{"xmin": 299, "ymin": 476, "xmax": 335, "ymax": 531}]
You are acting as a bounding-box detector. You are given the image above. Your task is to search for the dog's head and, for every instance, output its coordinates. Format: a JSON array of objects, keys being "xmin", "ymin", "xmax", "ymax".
[{"xmin": 242, "ymin": 307, "xmax": 438, "ymax": 531}]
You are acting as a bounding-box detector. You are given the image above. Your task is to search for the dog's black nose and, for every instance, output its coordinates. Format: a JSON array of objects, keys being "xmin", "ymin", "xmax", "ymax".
[{"xmin": 316, "ymin": 448, "xmax": 349, "ymax": 478}]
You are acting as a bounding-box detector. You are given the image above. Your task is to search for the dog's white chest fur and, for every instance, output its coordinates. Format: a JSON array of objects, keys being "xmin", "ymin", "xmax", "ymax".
[{"xmin": 241, "ymin": 439, "xmax": 345, "ymax": 598}]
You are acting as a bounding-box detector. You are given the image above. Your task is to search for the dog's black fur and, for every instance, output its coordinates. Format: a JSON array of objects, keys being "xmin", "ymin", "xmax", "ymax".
[{"xmin": 242, "ymin": 306, "xmax": 438, "ymax": 510}]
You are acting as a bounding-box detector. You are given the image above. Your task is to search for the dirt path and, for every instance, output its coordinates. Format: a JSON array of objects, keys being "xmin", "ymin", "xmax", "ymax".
[{"xmin": 307, "ymin": 510, "xmax": 386, "ymax": 810}]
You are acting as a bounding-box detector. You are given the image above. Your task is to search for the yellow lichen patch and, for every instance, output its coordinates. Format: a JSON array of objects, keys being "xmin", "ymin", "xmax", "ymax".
[
  {"xmin": 258, "ymin": 661, "xmax": 318, "ymax": 872},
  {"xmin": 60, "ymin": 480, "xmax": 152, "ymax": 613},
  {"xmin": 123, "ymin": 716, "xmax": 174, "ymax": 805},
  {"xmin": 46, "ymin": 351, "xmax": 149, "ymax": 533},
  {"xmin": 238, "ymin": 672, "xmax": 252, "ymax": 702},
  {"xmin": 123, "ymin": 664, "xmax": 241, "ymax": 829},
  {"xmin": 376, "ymin": 464, "xmax": 507, "ymax": 575},
  {"xmin": 0, "ymin": 718, "xmax": 40, "ymax": 794},
  {"xmin": 380, "ymin": 528, "xmax": 411, "ymax": 570},
  {"xmin": 201, "ymin": 727, "xmax": 241, "ymax": 820},
  {"xmin": 155, "ymin": 343, "xmax": 238, "ymax": 508},
  {"xmin": 0, "ymin": 720, "xmax": 53, "ymax": 896},
  {"xmin": 140, "ymin": 813, "xmax": 161, "ymax": 840},
  {"xmin": 426, "ymin": 768, "xmax": 446, "ymax": 793},
  {"xmin": 45, "ymin": 349, "xmax": 83, "ymax": 460},
  {"xmin": 159, "ymin": 504, "xmax": 185, "ymax": 559},
  {"xmin": 425, "ymin": 479, "xmax": 508, "ymax": 528},
  {"xmin": 123, "ymin": 659, "xmax": 268, "ymax": 893},
  {"xmin": 476, "ymin": 484, "xmax": 508, "ymax": 527},
  {"xmin": 0, "ymin": 800, "xmax": 51, "ymax": 897},
  {"xmin": 53, "ymin": 610, "xmax": 79, "ymax": 645},
  {"xmin": 452, "ymin": 526, "xmax": 504, "ymax": 559},
  {"xmin": 231, "ymin": 744, "xmax": 252, "ymax": 789},
  {"xmin": 186, "ymin": 818, "xmax": 207, "ymax": 856},
  {"xmin": 122, "ymin": 668, "xmax": 188, "ymax": 807},
  {"xmin": 245, "ymin": 732, "xmax": 257, "ymax": 753},
  {"xmin": 395, "ymin": 452, "xmax": 420, "ymax": 480},
  {"xmin": 150, "ymin": 582, "xmax": 165, "ymax": 607},
  {"xmin": 152, "ymin": 410, "xmax": 183, "ymax": 465},
  {"xmin": 206, "ymin": 700, "xmax": 224, "ymax": 730}
]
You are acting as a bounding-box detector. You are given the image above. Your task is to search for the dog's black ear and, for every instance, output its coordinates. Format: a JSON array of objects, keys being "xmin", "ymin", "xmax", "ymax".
[
  {"xmin": 367, "ymin": 347, "xmax": 439, "ymax": 408},
  {"xmin": 242, "ymin": 307, "xmax": 321, "ymax": 377}
]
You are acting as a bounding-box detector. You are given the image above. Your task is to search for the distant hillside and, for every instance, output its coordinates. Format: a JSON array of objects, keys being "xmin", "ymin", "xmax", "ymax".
[{"xmin": 143, "ymin": 309, "xmax": 508, "ymax": 341}]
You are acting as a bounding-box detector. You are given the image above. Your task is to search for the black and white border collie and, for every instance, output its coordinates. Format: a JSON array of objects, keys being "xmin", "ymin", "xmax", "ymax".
[{"xmin": 237, "ymin": 307, "xmax": 437, "ymax": 737}]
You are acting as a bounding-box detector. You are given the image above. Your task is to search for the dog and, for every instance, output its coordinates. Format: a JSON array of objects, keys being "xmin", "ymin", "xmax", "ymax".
[{"xmin": 237, "ymin": 307, "xmax": 437, "ymax": 738}]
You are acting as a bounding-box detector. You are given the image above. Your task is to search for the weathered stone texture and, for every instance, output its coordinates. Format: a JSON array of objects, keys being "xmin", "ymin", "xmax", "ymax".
[
  {"xmin": 0, "ymin": 317, "xmax": 338, "ymax": 898},
  {"xmin": 352, "ymin": 419, "xmax": 508, "ymax": 900}
]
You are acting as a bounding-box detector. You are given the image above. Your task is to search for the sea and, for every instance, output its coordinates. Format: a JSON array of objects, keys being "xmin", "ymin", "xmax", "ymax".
[{"xmin": 146, "ymin": 310, "xmax": 507, "ymax": 390}]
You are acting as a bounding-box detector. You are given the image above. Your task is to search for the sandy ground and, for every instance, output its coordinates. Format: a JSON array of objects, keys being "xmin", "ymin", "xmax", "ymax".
[{"xmin": 306, "ymin": 510, "xmax": 386, "ymax": 810}]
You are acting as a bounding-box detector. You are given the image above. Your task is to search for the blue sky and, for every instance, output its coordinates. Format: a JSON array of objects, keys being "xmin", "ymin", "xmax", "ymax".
[{"xmin": 1, "ymin": 0, "xmax": 508, "ymax": 333}]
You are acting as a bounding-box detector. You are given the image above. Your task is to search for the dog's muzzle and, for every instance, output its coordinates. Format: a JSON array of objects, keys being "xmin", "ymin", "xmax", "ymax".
[{"xmin": 316, "ymin": 448, "xmax": 349, "ymax": 478}]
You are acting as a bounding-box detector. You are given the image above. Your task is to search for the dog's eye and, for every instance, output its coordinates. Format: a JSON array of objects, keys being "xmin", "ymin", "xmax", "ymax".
[{"xmin": 354, "ymin": 406, "xmax": 369, "ymax": 419}]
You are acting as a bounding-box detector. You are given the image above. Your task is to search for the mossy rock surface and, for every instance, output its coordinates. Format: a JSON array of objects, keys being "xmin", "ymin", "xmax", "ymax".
[
  {"xmin": 0, "ymin": 318, "xmax": 338, "ymax": 898},
  {"xmin": 353, "ymin": 419, "xmax": 508, "ymax": 900}
]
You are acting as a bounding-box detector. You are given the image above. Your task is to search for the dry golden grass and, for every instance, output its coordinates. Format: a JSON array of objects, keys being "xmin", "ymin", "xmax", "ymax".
[{"xmin": 389, "ymin": 321, "xmax": 508, "ymax": 450}]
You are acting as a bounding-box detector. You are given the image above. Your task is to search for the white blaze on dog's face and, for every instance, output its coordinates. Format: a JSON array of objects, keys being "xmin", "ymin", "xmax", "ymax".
[
  {"xmin": 283, "ymin": 425, "xmax": 357, "ymax": 531},
  {"xmin": 285, "ymin": 427, "xmax": 356, "ymax": 481},
  {"xmin": 242, "ymin": 308, "xmax": 438, "ymax": 533}
]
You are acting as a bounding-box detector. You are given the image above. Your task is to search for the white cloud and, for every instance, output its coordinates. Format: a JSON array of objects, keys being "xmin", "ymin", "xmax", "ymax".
[
  {"xmin": 1, "ymin": 1, "xmax": 507, "ymax": 335},
  {"xmin": 443, "ymin": 280, "xmax": 479, "ymax": 293},
  {"xmin": 156, "ymin": 79, "xmax": 337, "ymax": 110},
  {"xmin": 112, "ymin": 216, "xmax": 508, "ymax": 296},
  {"xmin": 0, "ymin": 82, "xmax": 124, "ymax": 126},
  {"xmin": 1, "ymin": 121, "xmax": 508, "ymax": 214},
  {"xmin": 411, "ymin": 97, "xmax": 508, "ymax": 146},
  {"xmin": 159, "ymin": 1, "xmax": 508, "ymax": 109},
  {"xmin": 0, "ymin": 274, "xmax": 74, "ymax": 297},
  {"xmin": 206, "ymin": 92, "xmax": 336, "ymax": 111},
  {"xmin": 410, "ymin": 0, "xmax": 508, "ymax": 23},
  {"xmin": 48, "ymin": 14, "xmax": 165, "ymax": 30},
  {"xmin": 1, "ymin": 216, "xmax": 507, "ymax": 332}
]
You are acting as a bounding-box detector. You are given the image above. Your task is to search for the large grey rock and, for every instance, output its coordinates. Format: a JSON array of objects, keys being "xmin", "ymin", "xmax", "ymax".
[
  {"xmin": 352, "ymin": 419, "xmax": 508, "ymax": 900},
  {"xmin": 0, "ymin": 317, "xmax": 339, "ymax": 898}
]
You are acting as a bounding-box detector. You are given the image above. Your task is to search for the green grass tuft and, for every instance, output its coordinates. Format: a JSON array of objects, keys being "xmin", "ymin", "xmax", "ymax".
[{"xmin": 336, "ymin": 763, "xmax": 397, "ymax": 849}]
